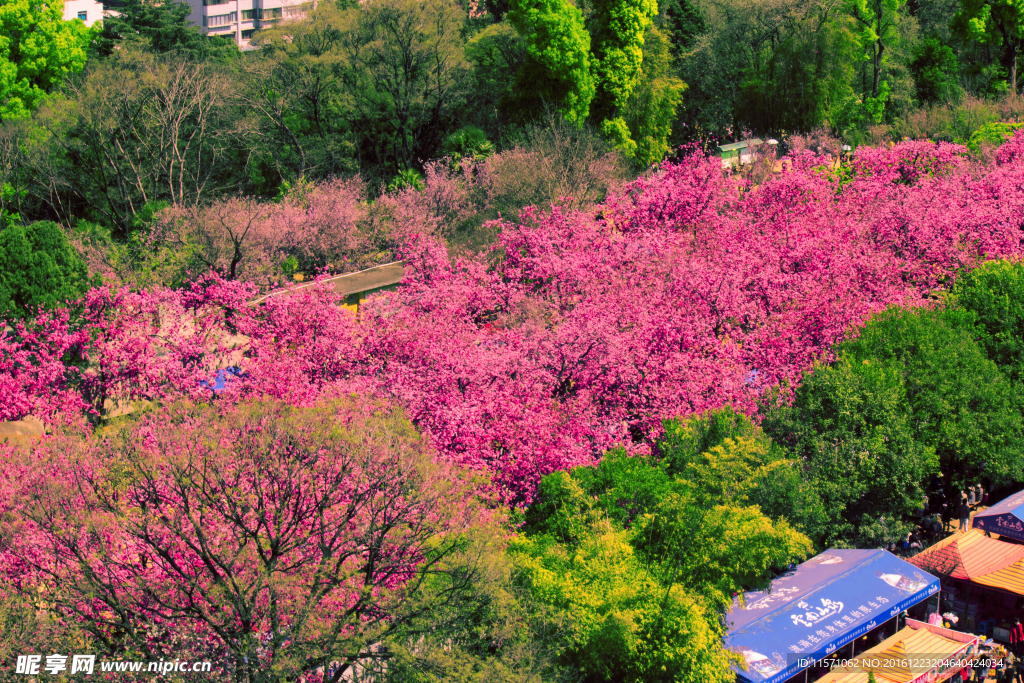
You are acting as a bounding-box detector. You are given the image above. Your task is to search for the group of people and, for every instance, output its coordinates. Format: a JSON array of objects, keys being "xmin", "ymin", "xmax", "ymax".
[
  {"xmin": 959, "ymin": 484, "xmax": 989, "ymax": 532},
  {"xmin": 921, "ymin": 483, "xmax": 988, "ymax": 535},
  {"xmin": 891, "ymin": 484, "xmax": 990, "ymax": 557}
]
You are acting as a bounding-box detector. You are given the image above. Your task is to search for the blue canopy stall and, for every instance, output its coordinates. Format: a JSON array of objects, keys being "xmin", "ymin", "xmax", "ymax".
[
  {"xmin": 725, "ymin": 549, "xmax": 940, "ymax": 683},
  {"xmin": 972, "ymin": 489, "xmax": 1024, "ymax": 542}
]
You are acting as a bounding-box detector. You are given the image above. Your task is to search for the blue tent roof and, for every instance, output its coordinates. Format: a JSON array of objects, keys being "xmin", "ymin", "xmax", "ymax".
[
  {"xmin": 725, "ymin": 549, "xmax": 939, "ymax": 683},
  {"xmin": 973, "ymin": 489, "xmax": 1024, "ymax": 542}
]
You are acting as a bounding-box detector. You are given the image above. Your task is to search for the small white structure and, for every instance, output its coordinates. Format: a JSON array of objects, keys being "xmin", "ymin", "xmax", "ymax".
[{"xmin": 63, "ymin": 0, "xmax": 104, "ymax": 26}]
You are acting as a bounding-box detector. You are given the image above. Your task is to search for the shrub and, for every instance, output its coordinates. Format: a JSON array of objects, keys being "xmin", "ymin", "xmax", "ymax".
[
  {"xmin": 967, "ymin": 122, "xmax": 1024, "ymax": 153},
  {"xmin": 0, "ymin": 221, "xmax": 92, "ymax": 322}
]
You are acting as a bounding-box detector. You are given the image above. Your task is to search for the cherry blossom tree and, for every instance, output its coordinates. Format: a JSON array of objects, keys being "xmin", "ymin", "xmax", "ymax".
[
  {"xmin": 0, "ymin": 397, "xmax": 482, "ymax": 683},
  {"xmin": 6, "ymin": 138, "xmax": 1024, "ymax": 499}
]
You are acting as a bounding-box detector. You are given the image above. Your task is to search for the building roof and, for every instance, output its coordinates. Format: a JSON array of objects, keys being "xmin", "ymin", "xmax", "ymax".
[
  {"xmin": 816, "ymin": 620, "xmax": 978, "ymax": 683},
  {"xmin": 909, "ymin": 529, "xmax": 1024, "ymax": 589},
  {"xmin": 249, "ymin": 261, "xmax": 406, "ymax": 306},
  {"xmin": 718, "ymin": 139, "xmax": 764, "ymax": 152}
]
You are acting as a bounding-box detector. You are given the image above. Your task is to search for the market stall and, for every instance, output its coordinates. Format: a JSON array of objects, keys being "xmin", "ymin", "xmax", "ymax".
[
  {"xmin": 814, "ymin": 619, "xmax": 980, "ymax": 683},
  {"xmin": 972, "ymin": 490, "xmax": 1024, "ymax": 543},
  {"xmin": 727, "ymin": 550, "xmax": 940, "ymax": 683},
  {"xmin": 910, "ymin": 529, "xmax": 1024, "ymax": 637}
]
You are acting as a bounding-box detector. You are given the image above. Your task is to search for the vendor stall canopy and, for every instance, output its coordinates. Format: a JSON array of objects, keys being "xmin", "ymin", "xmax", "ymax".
[
  {"xmin": 726, "ymin": 549, "xmax": 940, "ymax": 683},
  {"xmin": 973, "ymin": 489, "xmax": 1024, "ymax": 543},
  {"xmin": 815, "ymin": 619, "xmax": 979, "ymax": 683},
  {"xmin": 909, "ymin": 529, "xmax": 1024, "ymax": 597}
]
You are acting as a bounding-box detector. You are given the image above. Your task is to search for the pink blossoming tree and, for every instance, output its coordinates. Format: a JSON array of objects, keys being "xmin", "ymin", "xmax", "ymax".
[{"xmin": 0, "ymin": 398, "xmax": 482, "ymax": 683}]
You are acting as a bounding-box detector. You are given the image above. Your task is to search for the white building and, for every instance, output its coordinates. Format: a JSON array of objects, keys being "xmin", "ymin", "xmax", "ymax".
[
  {"xmin": 63, "ymin": 0, "xmax": 105, "ymax": 26},
  {"xmin": 182, "ymin": 0, "xmax": 307, "ymax": 48}
]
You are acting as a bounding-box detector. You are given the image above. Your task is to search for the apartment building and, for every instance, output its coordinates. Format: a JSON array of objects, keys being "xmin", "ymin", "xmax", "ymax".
[
  {"xmin": 182, "ymin": 0, "xmax": 307, "ymax": 47},
  {"xmin": 63, "ymin": 0, "xmax": 105, "ymax": 26}
]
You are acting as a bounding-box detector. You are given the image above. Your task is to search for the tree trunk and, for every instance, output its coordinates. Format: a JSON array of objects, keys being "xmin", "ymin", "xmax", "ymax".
[{"xmin": 1012, "ymin": 42, "xmax": 1019, "ymax": 93}]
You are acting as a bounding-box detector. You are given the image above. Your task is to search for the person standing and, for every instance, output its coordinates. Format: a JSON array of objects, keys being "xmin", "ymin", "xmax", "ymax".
[
  {"xmin": 1012, "ymin": 619, "xmax": 1023, "ymax": 658},
  {"xmin": 969, "ymin": 486, "xmax": 977, "ymax": 507},
  {"xmin": 960, "ymin": 499, "xmax": 971, "ymax": 533}
]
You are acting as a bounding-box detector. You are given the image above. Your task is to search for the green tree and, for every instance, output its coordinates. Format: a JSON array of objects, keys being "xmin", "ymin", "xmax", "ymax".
[
  {"xmin": 246, "ymin": 4, "xmax": 356, "ymax": 184},
  {"xmin": 659, "ymin": 405, "xmax": 761, "ymax": 478},
  {"xmin": 93, "ymin": 0, "xmax": 237, "ymax": 61},
  {"xmin": 618, "ymin": 24, "xmax": 686, "ymax": 166},
  {"xmin": 505, "ymin": 0, "xmax": 596, "ymax": 124},
  {"xmin": 846, "ymin": 0, "xmax": 905, "ymax": 112},
  {"xmin": 952, "ymin": 259, "xmax": 1024, "ymax": 382},
  {"xmin": 953, "ymin": 0, "xmax": 1024, "ymax": 92},
  {"xmin": 589, "ymin": 0, "xmax": 659, "ymax": 158},
  {"xmin": 660, "ymin": 407, "xmax": 825, "ymax": 538},
  {"xmin": 656, "ymin": 0, "xmax": 706, "ymax": 57},
  {"xmin": 909, "ymin": 37, "xmax": 963, "ymax": 105},
  {"xmin": 338, "ymin": 0, "xmax": 471, "ymax": 174},
  {"xmin": 515, "ymin": 449, "xmax": 811, "ymax": 683},
  {"xmin": 465, "ymin": 22, "xmax": 527, "ymax": 134},
  {"xmin": 0, "ymin": 0, "xmax": 92, "ymax": 121},
  {"xmin": 765, "ymin": 306, "xmax": 1024, "ymax": 546},
  {"xmin": 763, "ymin": 353, "xmax": 937, "ymax": 547},
  {"xmin": 0, "ymin": 220, "xmax": 92, "ymax": 320},
  {"xmin": 844, "ymin": 307, "xmax": 1024, "ymax": 487},
  {"xmin": 966, "ymin": 121, "xmax": 1024, "ymax": 152}
]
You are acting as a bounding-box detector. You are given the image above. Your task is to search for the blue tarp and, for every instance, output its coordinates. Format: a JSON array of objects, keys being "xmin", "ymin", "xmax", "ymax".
[
  {"xmin": 972, "ymin": 489, "xmax": 1024, "ymax": 542},
  {"xmin": 198, "ymin": 367, "xmax": 246, "ymax": 394},
  {"xmin": 725, "ymin": 549, "xmax": 940, "ymax": 683}
]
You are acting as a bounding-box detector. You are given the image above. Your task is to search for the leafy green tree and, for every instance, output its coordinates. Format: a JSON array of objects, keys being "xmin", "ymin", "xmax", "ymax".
[
  {"xmin": 659, "ymin": 405, "xmax": 761, "ymax": 478},
  {"xmin": 589, "ymin": 0, "xmax": 659, "ymax": 158},
  {"xmin": 765, "ymin": 306, "xmax": 1024, "ymax": 546},
  {"xmin": 246, "ymin": 4, "xmax": 356, "ymax": 184},
  {"xmin": 952, "ymin": 259, "xmax": 1024, "ymax": 382},
  {"xmin": 966, "ymin": 122, "xmax": 1024, "ymax": 152},
  {"xmin": 844, "ymin": 307, "xmax": 1024, "ymax": 486},
  {"xmin": 338, "ymin": 0, "xmax": 471, "ymax": 174},
  {"xmin": 660, "ymin": 407, "xmax": 825, "ymax": 538},
  {"xmin": 953, "ymin": 0, "xmax": 1024, "ymax": 91},
  {"xmin": 681, "ymin": 0, "xmax": 859, "ymax": 139},
  {"xmin": 846, "ymin": 0, "xmax": 905, "ymax": 118},
  {"xmin": 656, "ymin": 0, "xmax": 706, "ymax": 57},
  {"xmin": 94, "ymin": 0, "xmax": 236, "ymax": 61},
  {"xmin": 0, "ymin": 0, "xmax": 92, "ymax": 121},
  {"xmin": 505, "ymin": 0, "xmax": 596, "ymax": 124},
  {"xmin": 909, "ymin": 37, "xmax": 963, "ymax": 105},
  {"xmin": 620, "ymin": 25, "xmax": 686, "ymax": 167},
  {"xmin": 515, "ymin": 449, "xmax": 811, "ymax": 683},
  {"xmin": 513, "ymin": 521, "xmax": 740, "ymax": 683},
  {"xmin": 764, "ymin": 353, "xmax": 936, "ymax": 547},
  {"xmin": 0, "ymin": 220, "xmax": 92, "ymax": 321},
  {"xmin": 465, "ymin": 22, "xmax": 526, "ymax": 132}
]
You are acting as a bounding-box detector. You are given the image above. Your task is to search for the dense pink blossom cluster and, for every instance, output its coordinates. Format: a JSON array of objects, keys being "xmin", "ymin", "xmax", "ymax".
[{"xmin": 5, "ymin": 139, "xmax": 1024, "ymax": 498}]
